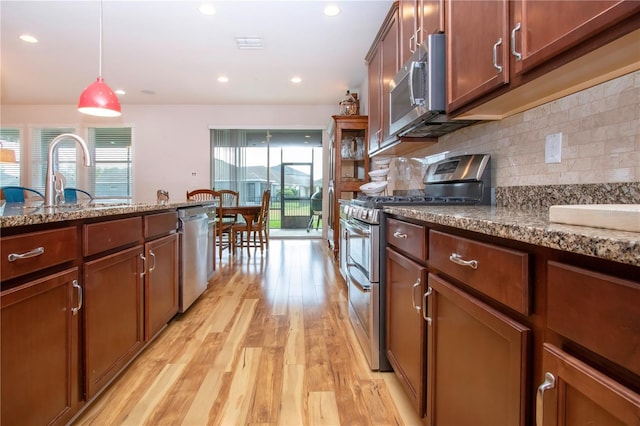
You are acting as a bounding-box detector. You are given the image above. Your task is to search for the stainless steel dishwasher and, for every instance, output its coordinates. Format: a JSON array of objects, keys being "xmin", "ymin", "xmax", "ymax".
[{"xmin": 178, "ymin": 206, "xmax": 209, "ymax": 313}]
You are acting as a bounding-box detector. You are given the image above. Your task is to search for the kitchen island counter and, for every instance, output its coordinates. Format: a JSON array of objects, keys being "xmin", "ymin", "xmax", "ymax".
[
  {"xmin": 0, "ymin": 200, "xmax": 214, "ymax": 229},
  {"xmin": 384, "ymin": 205, "xmax": 640, "ymax": 267}
]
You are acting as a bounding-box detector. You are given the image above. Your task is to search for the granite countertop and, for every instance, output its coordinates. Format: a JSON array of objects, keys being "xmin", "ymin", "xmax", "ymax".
[
  {"xmin": 384, "ymin": 205, "xmax": 640, "ymax": 267},
  {"xmin": 0, "ymin": 200, "xmax": 215, "ymax": 229}
]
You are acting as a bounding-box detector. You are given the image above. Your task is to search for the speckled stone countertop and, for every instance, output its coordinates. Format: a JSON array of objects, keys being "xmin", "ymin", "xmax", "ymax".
[
  {"xmin": 0, "ymin": 200, "xmax": 214, "ymax": 229},
  {"xmin": 384, "ymin": 205, "xmax": 640, "ymax": 267}
]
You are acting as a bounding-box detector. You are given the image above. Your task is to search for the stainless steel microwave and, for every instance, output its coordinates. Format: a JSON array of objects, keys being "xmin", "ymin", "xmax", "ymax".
[{"xmin": 389, "ymin": 33, "xmax": 475, "ymax": 138}]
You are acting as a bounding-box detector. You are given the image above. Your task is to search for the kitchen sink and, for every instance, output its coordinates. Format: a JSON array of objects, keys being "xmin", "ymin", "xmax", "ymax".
[{"xmin": 549, "ymin": 204, "xmax": 640, "ymax": 232}]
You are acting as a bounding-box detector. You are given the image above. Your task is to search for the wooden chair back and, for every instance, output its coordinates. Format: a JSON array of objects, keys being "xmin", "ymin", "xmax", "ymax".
[
  {"xmin": 257, "ymin": 190, "xmax": 271, "ymax": 225},
  {"xmin": 186, "ymin": 189, "xmax": 216, "ymax": 201}
]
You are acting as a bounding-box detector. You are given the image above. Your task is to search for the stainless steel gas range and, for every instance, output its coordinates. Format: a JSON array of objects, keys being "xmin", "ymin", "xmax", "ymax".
[{"xmin": 341, "ymin": 154, "xmax": 492, "ymax": 371}]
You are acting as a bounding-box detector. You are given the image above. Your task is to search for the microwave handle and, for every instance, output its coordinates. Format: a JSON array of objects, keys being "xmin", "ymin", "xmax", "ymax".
[
  {"xmin": 409, "ymin": 61, "xmax": 426, "ymax": 106},
  {"xmin": 408, "ymin": 61, "xmax": 417, "ymax": 106}
]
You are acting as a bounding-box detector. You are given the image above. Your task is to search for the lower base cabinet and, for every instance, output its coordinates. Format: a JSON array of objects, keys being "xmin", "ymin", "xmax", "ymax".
[
  {"xmin": 538, "ymin": 344, "xmax": 640, "ymax": 426},
  {"xmin": 145, "ymin": 233, "xmax": 179, "ymax": 340},
  {"xmin": 386, "ymin": 247, "xmax": 428, "ymax": 416},
  {"xmin": 1, "ymin": 268, "xmax": 81, "ymax": 426},
  {"xmin": 84, "ymin": 245, "xmax": 144, "ymax": 399},
  {"xmin": 426, "ymin": 273, "xmax": 530, "ymax": 426}
]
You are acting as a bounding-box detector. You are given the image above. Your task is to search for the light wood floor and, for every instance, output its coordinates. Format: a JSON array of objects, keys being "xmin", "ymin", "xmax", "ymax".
[{"xmin": 74, "ymin": 239, "xmax": 423, "ymax": 426}]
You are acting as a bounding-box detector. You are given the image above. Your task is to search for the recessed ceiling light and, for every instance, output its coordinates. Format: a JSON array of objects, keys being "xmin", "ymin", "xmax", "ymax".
[
  {"xmin": 217, "ymin": 76, "xmax": 229, "ymax": 83},
  {"xmin": 199, "ymin": 3, "xmax": 216, "ymax": 15},
  {"xmin": 291, "ymin": 77, "xmax": 302, "ymax": 84},
  {"xmin": 115, "ymin": 89, "xmax": 126, "ymax": 95},
  {"xmin": 19, "ymin": 34, "xmax": 38, "ymax": 43},
  {"xmin": 141, "ymin": 89, "xmax": 156, "ymax": 95},
  {"xmin": 235, "ymin": 37, "xmax": 264, "ymax": 49},
  {"xmin": 324, "ymin": 5, "xmax": 341, "ymax": 16}
]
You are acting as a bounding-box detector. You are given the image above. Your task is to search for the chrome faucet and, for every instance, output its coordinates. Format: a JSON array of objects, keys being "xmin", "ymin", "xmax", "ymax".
[{"xmin": 44, "ymin": 133, "xmax": 92, "ymax": 206}]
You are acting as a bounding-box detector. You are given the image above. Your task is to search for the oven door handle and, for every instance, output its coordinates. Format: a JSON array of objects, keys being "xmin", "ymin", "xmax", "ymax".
[
  {"xmin": 345, "ymin": 220, "xmax": 371, "ymax": 237},
  {"xmin": 347, "ymin": 266, "xmax": 372, "ymax": 292}
]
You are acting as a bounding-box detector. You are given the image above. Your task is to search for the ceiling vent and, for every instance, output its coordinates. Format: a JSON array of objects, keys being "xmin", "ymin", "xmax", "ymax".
[{"xmin": 235, "ymin": 37, "xmax": 264, "ymax": 49}]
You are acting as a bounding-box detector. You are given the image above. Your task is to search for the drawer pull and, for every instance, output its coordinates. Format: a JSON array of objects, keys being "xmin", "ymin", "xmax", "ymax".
[
  {"xmin": 411, "ymin": 278, "xmax": 422, "ymax": 311},
  {"xmin": 536, "ymin": 372, "xmax": 556, "ymax": 426},
  {"xmin": 71, "ymin": 280, "xmax": 83, "ymax": 315},
  {"xmin": 449, "ymin": 253, "xmax": 478, "ymax": 269},
  {"xmin": 423, "ymin": 287, "xmax": 432, "ymax": 325},
  {"xmin": 393, "ymin": 231, "xmax": 408, "ymax": 239},
  {"xmin": 7, "ymin": 247, "xmax": 45, "ymax": 262}
]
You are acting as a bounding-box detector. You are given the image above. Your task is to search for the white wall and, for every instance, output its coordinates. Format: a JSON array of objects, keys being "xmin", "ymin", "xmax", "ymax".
[{"xmin": 1, "ymin": 104, "xmax": 337, "ymax": 203}]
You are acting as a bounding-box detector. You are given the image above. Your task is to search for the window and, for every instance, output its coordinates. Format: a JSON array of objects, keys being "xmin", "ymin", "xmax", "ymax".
[
  {"xmin": 0, "ymin": 128, "xmax": 21, "ymax": 187},
  {"xmin": 30, "ymin": 128, "xmax": 76, "ymax": 193},
  {"xmin": 88, "ymin": 127, "xmax": 132, "ymax": 200}
]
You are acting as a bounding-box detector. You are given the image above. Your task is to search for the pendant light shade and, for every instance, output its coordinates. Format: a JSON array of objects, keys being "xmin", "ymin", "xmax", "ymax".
[
  {"xmin": 78, "ymin": 0, "xmax": 121, "ymax": 117},
  {"xmin": 0, "ymin": 148, "xmax": 17, "ymax": 163},
  {"xmin": 78, "ymin": 77, "xmax": 121, "ymax": 117}
]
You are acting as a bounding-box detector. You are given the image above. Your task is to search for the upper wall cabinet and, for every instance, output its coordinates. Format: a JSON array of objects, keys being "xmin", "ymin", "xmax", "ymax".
[
  {"xmin": 399, "ymin": 0, "xmax": 445, "ymax": 65},
  {"xmin": 366, "ymin": 4, "xmax": 400, "ymax": 155},
  {"xmin": 447, "ymin": 0, "xmax": 640, "ymax": 119}
]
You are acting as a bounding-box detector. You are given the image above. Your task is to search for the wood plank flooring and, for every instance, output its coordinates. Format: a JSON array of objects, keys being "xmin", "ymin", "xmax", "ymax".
[{"xmin": 74, "ymin": 239, "xmax": 423, "ymax": 426}]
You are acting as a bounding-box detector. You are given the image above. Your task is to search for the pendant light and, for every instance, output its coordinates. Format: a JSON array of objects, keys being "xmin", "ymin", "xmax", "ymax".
[{"xmin": 78, "ymin": 0, "xmax": 121, "ymax": 117}]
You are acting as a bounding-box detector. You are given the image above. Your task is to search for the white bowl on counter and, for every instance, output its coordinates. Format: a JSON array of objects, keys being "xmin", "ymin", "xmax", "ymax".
[
  {"xmin": 368, "ymin": 168, "xmax": 390, "ymax": 181},
  {"xmin": 360, "ymin": 181, "xmax": 388, "ymax": 196}
]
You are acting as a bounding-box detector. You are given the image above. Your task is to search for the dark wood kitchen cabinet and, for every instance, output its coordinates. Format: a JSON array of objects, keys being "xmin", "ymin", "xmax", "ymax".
[
  {"xmin": 537, "ymin": 343, "xmax": 640, "ymax": 426},
  {"xmin": 366, "ymin": 3, "xmax": 399, "ymax": 155},
  {"xmin": 327, "ymin": 115, "xmax": 369, "ymax": 258},
  {"xmin": 399, "ymin": 0, "xmax": 444, "ymax": 65},
  {"xmin": 385, "ymin": 217, "xmax": 428, "ymax": 416},
  {"xmin": 144, "ymin": 211, "xmax": 179, "ymax": 340},
  {"xmin": 1, "ymin": 268, "xmax": 81, "ymax": 426},
  {"xmin": 538, "ymin": 261, "xmax": 640, "ymax": 425},
  {"xmin": 83, "ymin": 217, "xmax": 145, "ymax": 399},
  {"xmin": 446, "ymin": 0, "xmax": 640, "ymax": 117},
  {"xmin": 426, "ymin": 273, "xmax": 530, "ymax": 426}
]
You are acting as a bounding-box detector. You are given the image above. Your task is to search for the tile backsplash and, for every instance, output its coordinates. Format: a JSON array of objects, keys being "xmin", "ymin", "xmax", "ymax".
[{"xmin": 382, "ymin": 70, "xmax": 639, "ymax": 193}]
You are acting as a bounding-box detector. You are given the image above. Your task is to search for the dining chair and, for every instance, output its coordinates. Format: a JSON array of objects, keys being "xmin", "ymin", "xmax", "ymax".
[
  {"xmin": 231, "ymin": 189, "xmax": 270, "ymax": 256},
  {"xmin": 64, "ymin": 188, "xmax": 94, "ymax": 204},
  {"xmin": 0, "ymin": 186, "xmax": 44, "ymax": 203},
  {"xmin": 185, "ymin": 188, "xmax": 216, "ymax": 201}
]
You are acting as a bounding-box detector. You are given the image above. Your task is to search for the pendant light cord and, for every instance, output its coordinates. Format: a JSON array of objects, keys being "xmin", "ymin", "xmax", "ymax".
[{"xmin": 99, "ymin": 0, "xmax": 103, "ymax": 78}]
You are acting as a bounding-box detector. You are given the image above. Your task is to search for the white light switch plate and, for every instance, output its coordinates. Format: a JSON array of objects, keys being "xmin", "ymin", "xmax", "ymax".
[{"xmin": 545, "ymin": 132, "xmax": 562, "ymax": 163}]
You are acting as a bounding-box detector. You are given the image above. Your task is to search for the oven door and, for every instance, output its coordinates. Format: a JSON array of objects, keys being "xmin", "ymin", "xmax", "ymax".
[
  {"xmin": 344, "ymin": 218, "xmax": 377, "ymax": 284},
  {"xmin": 344, "ymin": 217, "xmax": 381, "ymax": 370}
]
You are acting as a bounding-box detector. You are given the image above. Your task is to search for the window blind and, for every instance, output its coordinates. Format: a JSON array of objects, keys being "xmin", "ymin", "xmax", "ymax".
[
  {"xmin": 30, "ymin": 128, "xmax": 76, "ymax": 193},
  {"xmin": 0, "ymin": 128, "xmax": 21, "ymax": 187},
  {"xmin": 88, "ymin": 127, "xmax": 132, "ymax": 199}
]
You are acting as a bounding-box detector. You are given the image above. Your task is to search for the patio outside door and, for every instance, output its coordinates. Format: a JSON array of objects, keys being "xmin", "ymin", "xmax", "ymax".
[{"xmin": 280, "ymin": 162, "xmax": 312, "ymax": 229}]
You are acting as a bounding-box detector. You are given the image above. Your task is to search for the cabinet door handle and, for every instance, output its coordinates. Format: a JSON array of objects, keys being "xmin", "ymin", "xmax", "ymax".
[
  {"xmin": 449, "ymin": 253, "xmax": 478, "ymax": 269},
  {"xmin": 411, "ymin": 278, "xmax": 422, "ymax": 311},
  {"xmin": 493, "ymin": 38, "xmax": 503, "ymax": 73},
  {"xmin": 393, "ymin": 231, "xmax": 408, "ymax": 239},
  {"xmin": 140, "ymin": 254, "xmax": 146, "ymax": 277},
  {"xmin": 415, "ymin": 27, "xmax": 422, "ymax": 48},
  {"xmin": 423, "ymin": 287, "xmax": 432, "ymax": 324},
  {"xmin": 536, "ymin": 372, "xmax": 556, "ymax": 426},
  {"xmin": 409, "ymin": 34, "xmax": 416, "ymax": 53},
  {"xmin": 149, "ymin": 250, "xmax": 157, "ymax": 272},
  {"xmin": 8, "ymin": 246, "xmax": 45, "ymax": 262},
  {"xmin": 511, "ymin": 22, "xmax": 522, "ymax": 61},
  {"xmin": 71, "ymin": 280, "xmax": 83, "ymax": 315}
]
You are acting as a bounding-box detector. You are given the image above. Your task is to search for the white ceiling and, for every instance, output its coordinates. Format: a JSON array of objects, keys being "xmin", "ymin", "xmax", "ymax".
[{"xmin": 1, "ymin": 0, "xmax": 393, "ymax": 107}]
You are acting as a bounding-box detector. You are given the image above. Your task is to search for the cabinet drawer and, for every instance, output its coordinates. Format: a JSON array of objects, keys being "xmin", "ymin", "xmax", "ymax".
[
  {"xmin": 1, "ymin": 227, "xmax": 78, "ymax": 281},
  {"xmin": 428, "ymin": 230, "xmax": 530, "ymax": 315},
  {"xmin": 144, "ymin": 211, "xmax": 177, "ymax": 240},
  {"xmin": 386, "ymin": 218, "xmax": 426, "ymax": 260},
  {"xmin": 547, "ymin": 262, "xmax": 640, "ymax": 377},
  {"xmin": 83, "ymin": 217, "xmax": 143, "ymax": 257}
]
